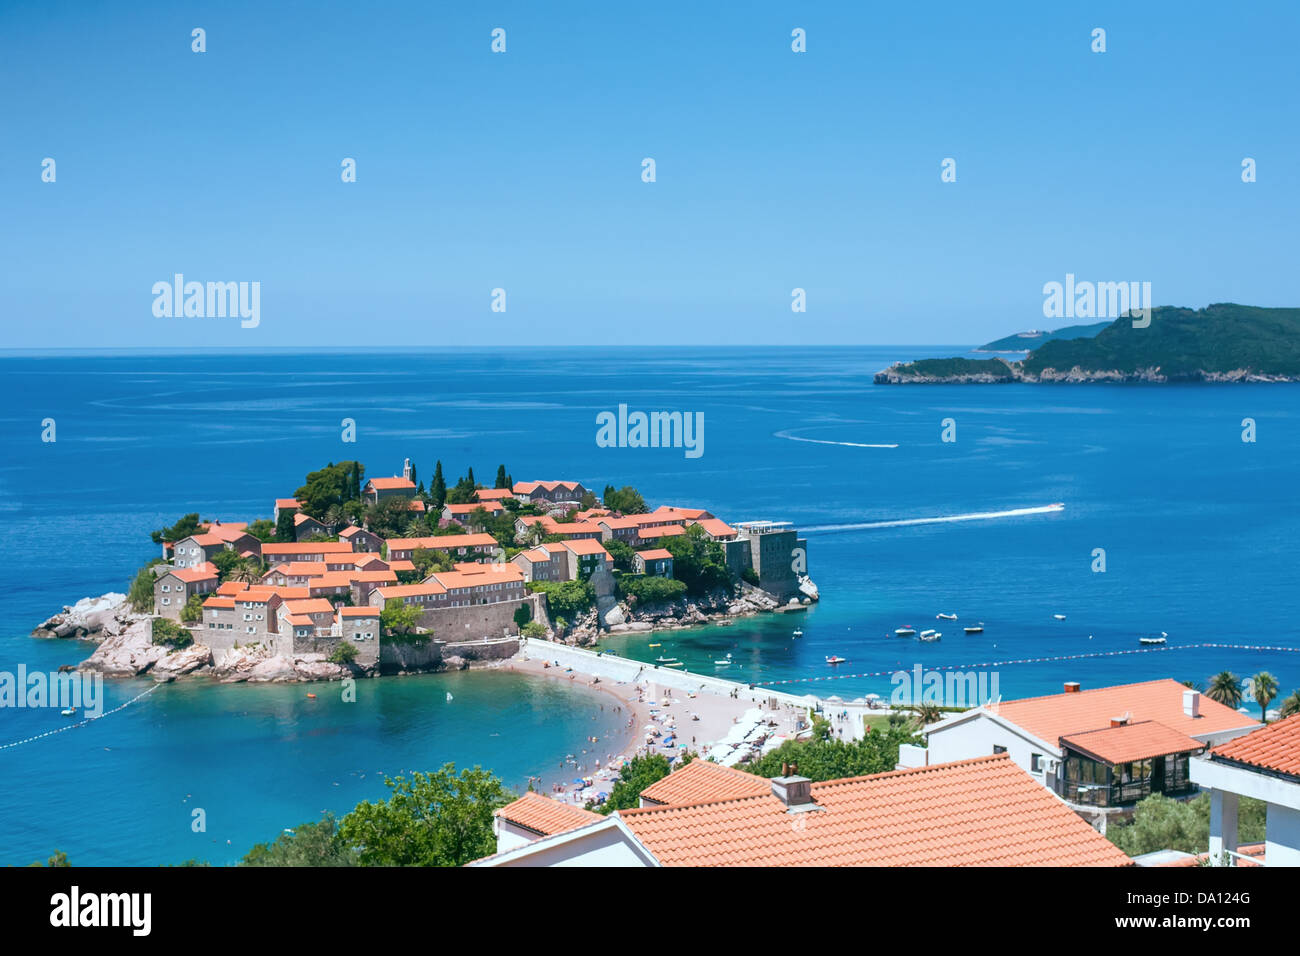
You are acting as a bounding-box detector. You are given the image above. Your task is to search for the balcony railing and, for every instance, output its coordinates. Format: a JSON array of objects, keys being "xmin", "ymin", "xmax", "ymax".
[{"xmin": 1060, "ymin": 779, "xmax": 1196, "ymax": 807}]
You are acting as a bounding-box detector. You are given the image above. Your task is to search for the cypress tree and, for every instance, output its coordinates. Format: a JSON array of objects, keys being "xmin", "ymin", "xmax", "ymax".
[
  {"xmin": 495, "ymin": 465, "xmax": 508, "ymax": 489},
  {"xmin": 431, "ymin": 460, "xmax": 447, "ymax": 510}
]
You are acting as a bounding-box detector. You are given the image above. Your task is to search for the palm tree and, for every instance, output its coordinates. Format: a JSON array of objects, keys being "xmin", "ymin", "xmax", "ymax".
[
  {"xmin": 324, "ymin": 504, "xmax": 345, "ymax": 533},
  {"xmin": 1206, "ymin": 671, "xmax": 1242, "ymax": 708},
  {"xmin": 1180, "ymin": 679, "xmax": 1204, "ymax": 692},
  {"xmin": 914, "ymin": 703, "xmax": 944, "ymax": 725},
  {"xmin": 1279, "ymin": 690, "xmax": 1300, "ymax": 719},
  {"xmin": 232, "ymin": 558, "xmax": 264, "ymax": 585},
  {"xmin": 1251, "ymin": 671, "xmax": 1279, "ymax": 721}
]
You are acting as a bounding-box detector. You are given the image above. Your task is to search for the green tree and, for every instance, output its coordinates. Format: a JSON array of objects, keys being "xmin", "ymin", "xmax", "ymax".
[
  {"xmin": 526, "ymin": 579, "xmax": 594, "ymax": 620},
  {"xmin": 1251, "ymin": 671, "xmax": 1279, "ymax": 721},
  {"xmin": 604, "ymin": 539, "xmax": 635, "ymax": 571},
  {"xmin": 1280, "ymin": 689, "xmax": 1300, "ymax": 719},
  {"xmin": 180, "ymin": 593, "xmax": 204, "ymax": 624},
  {"xmin": 338, "ymin": 765, "xmax": 509, "ymax": 866},
  {"xmin": 381, "ymin": 598, "xmax": 421, "ymax": 635},
  {"xmin": 241, "ymin": 816, "xmax": 356, "ymax": 867},
  {"xmin": 661, "ymin": 526, "xmax": 730, "ymax": 595},
  {"xmin": 513, "ymin": 604, "xmax": 532, "ymax": 629},
  {"xmin": 127, "ymin": 559, "xmax": 165, "ymax": 612},
  {"xmin": 431, "ymin": 460, "xmax": 447, "ymax": 511},
  {"xmin": 28, "ymin": 850, "xmax": 71, "ymax": 867},
  {"xmin": 597, "ymin": 754, "xmax": 673, "ymax": 814},
  {"xmin": 744, "ymin": 723, "xmax": 920, "ymax": 781},
  {"xmin": 151, "ymin": 616, "xmax": 193, "ymax": 649},
  {"xmin": 602, "ymin": 485, "xmax": 647, "ymax": 514},
  {"xmin": 295, "ymin": 461, "xmax": 365, "ymax": 518},
  {"xmin": 275, "ymin": 509, "xmax": 296, "ymax": 542},
  {"xmin": 495, "ymin": 464, "xmax": 509, "ymax": 489},
  {"xmin": 329, "ymin": 642, "xmax": 359, "ymax": 665},
  {"xmin": 1108, "ymin": 792, "xmax": 1267, "ymax": 856},
  {"xmin": 246, "ymin": 518, "xmax": 277, "ymax": 543},
  {"xmin": 521, "ymin": 620, "xmax": 547, "ymax": 638},
  {"xmin": 151, "ymin": 513, "xmax": 202, "ymax": 546},
  {"xmin": 1206, "ymin": 671, "xmax": 1243, "ymax": 709}
]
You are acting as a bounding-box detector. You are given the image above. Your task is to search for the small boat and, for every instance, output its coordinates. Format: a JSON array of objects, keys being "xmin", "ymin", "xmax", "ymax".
[
  {"xmin": 792, "ymin": 629, "xmax": 803, "ymax": 638},
  {"xmin": 655, "ymin": 656, "xmax": 677, "ymax": 664},
  {"xmin": 1053, "ymin": 614, "xmax": 1067, "ymax": 620},
  {"xmin": 446, "ymin": 692, "xmax": 454, "ymax": 702},
  {"xmin": 937, "ymin": 613, "xmax": 958, "ymax": 621},
  {"xmin": 306, "ymin": 693, "xmax": 317, "ymax": 699},
  {"xmin": 60, "ymin": 708, "xmax": 77, "ymax": 717},
  {"xmin": 895, "ymin": 626, "xmax": 917, "ymax": 637},
  {"xmin": 666, "ymin": 661, "xmax": 685, "ymax": 668},
  {"xmin": 648, "ymin": 643, "xmax": 661, "ymax": 648},
  {"xmin": 714, "ymin": 658, "xmax": 732, "ymax": 666},
  {"xmin": 919, "ymin": 629, "xmax": 941, "ymax": 641},
  {"xmin": 1139, "ymin": 631, "xmax": 1169, "ymax": 645},
  {"xmin": 963, "ymin": 624, "xmax": 984, "ymax": 634},
  {"xmin": 825, "ymin": 656, "xmax": 847, "ymax": 665}
]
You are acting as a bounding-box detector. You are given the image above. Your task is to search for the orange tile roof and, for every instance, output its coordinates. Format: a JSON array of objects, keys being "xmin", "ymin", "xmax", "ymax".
[
  {"xmin": 202, "ymin": 523, "xmax": 252, "ymax": 542},
  {"xmin": 617, "ymin": 755, "xmax": 1132, "ymax": 867},
  {"xmin": 387, "ymin": 534, "xmax": 497, "ymax": 551},
  {"xmin": 445, "ymin": 502, "xmax": 503, "ymax": 514},
  {"xmin": 284, "ymin": 614, "xmax": 316, "ymax": 627},
  {"xmin": 692, "ymin": 518, "xmax": 736, "ymax": 538},
  {"xmin": 282, "ymin": 598, "xmax": 337, "ymax": 615},
  {"xmin": 598, "ymin": 517, "xmax": 639, "ymax": 530},
  {"xmin": 262, "ymin": 542, "xmax": 354, "ymax": 555},
  {"xmin": 636, "ymin": 548, "xmax": 673, "ymax": 561},
  {"xmin": 275, "ymin": 498, "xmax": 301, "ymax": 509},
  {"xmin": 430, "ymin": 566, "xmax": 524, "ymax": 590},
  {"xmin": 339, "ymin": 606, "xmax": 380, "ymax": 618},
  {"xmin": 639, "ymin": 760, "xmax": 771, "ymax": 806},
  {"xmin": 562, "ymin": 539, "xmax": 612, "ymax": 557},
  {"xmin": 990, "ymin": 679, "xmax": 1259, "ymax": 745},
  {"xmin": 1159, "ymin": 843, "xmax": 1266, "ymax": 867},
  {"xmin": 513, "ymin": 480, "xmax": 582, "ymax": 494},
  {"xmin": 1210, "ymin": 713, "xmax": 1300, "ymax": 779},
  {"xmin": 265, "ymin": 562, "xmax": 330, "ymax": 577},
  {"xmin": 338, "ymin": 525, "xmax": 370, "ymax": 538},
  {"xmin": 496, "ymin": 792, "xmax": 604, "ymax": 837},
  {"xmin": 376, "ymin": 582, "xmax": 447, "ymax": 599},
  {"xmin": 215, "ymin": 581, "xmax": 249, "ymax": 595},
  {"xmin": 1060, "ymin": 721, "xmax": 1205, "ymax": 765},
  {"xmin": 367, "ymin": 477, "xmax": 416, "ymax": 491},
  {"xmin": 652, "ymin": 506, "xmax": 709, "ymax": 520},
  {"xmin": 637, "ymin": 524, "xmax": 686, "ymax": 539},
  {"xmin": 203, "ymin": 596, "xmax": 235, "ymax": 609},
  {"xmin": 167, "ymin": 565, "xmax": 218, "ymax": 583},
  {"xmin": 474, "ymin": 488, "xmax": 515, "ymax": 501},
  {"xmin": 550, "ymin": 522, "xmax": 603, "ymax": 537},
  {"xmin": 306, "ymin": 573, "xmax": 359, "ymax": 589}
]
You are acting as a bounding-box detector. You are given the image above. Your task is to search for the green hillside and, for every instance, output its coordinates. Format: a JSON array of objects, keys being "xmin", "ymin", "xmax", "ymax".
[
  {"xmin": 1022, "ymin": 304, "xmax": 1300, "ymax": 378},
  {"xmin": 979, "ymin": 321, "xmax": 1110, "ymax": 352}
]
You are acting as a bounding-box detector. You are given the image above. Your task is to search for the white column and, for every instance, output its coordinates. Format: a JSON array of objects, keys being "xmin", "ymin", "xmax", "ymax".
[{"xmin": 1208, "ymin": 788, "xmax": 1239, "ymax": 866}]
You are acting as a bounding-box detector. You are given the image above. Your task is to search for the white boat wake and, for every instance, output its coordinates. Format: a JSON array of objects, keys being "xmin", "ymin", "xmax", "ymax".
[
  {"xmin": 803, "ymin": 503, "xmax": 1064, "ymax": 534},
  {"xmin": 774, "ymin": 429, "xmax": 898, "ymax": 449}
]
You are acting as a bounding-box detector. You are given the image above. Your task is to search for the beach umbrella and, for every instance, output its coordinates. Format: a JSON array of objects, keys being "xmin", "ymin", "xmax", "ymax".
[{"xmin": 572, "ymin": 778, "xmax": 585, "ymax": 784}]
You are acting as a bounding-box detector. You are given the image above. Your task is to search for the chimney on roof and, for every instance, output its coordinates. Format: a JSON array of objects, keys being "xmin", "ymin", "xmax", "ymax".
[
  {"xmin": 1064, "ymin": 682, "xmax": 1081, "ymax": 694},
  {"xmin": 771, "ymin": 775, "xmax": 813, "ymax": 809},
  {"xmin": 1110, "ymin": 712, "xmax": 1130, "ymax": 728},
  {"xmin": 1183, "ymin": 689, "xmax": 1201, "ymax": 718}
]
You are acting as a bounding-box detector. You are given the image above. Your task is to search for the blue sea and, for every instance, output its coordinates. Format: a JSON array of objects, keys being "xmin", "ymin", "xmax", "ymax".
[{"xmin": 1, "ymin": 346, "xmax": 1297, "ymax": 865}]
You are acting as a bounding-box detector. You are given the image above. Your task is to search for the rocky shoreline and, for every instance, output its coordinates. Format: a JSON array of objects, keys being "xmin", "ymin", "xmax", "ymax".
[
  {"xmin": 874, "ymin": 362, "xmax": 1300, "ymax": 384},
  {"xmin": 31, "ymin": 577, "xmax": 820, "ymax": 682}
]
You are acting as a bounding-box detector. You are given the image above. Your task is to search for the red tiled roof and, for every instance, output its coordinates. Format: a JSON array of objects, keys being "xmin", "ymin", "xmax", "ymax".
[
  {"xmin": 692, "ymin": 518, "xmax": 736, "ymax": 538},
  {"xmin": 215, "ymin": 581, "xmax": 249, "ymax": 595},
  {"xmin": 166, "ymin": 565, "xmax": 218, "ymax": 583},
  {"xmin": 637, "ymin": 524, "xmax": 686, "ymax": 539},
  {"xmin": 640, "ymin": 760, "xmax": 770, "ymax": 806},
  {"xmin": 293, "ymin": 513, "xmax": 323, "ymax": 526},
  {"xmin": 203, "ymin": 596, "xmax": 235, "ymax": 609},
  {"xmin": 617, "ymin": 755, "xmax": 1133, "ymax": 867},
  {"xmin": 561, "ymin": 539, "xmax": 612, "ymax": 557},
  {"xmin": 376, "ymin": 582, "xmax": 447, "ymax": 599},
  {"xmin": 990, "ymin": 679, "xmax": 1259, "ymax": 745},
  {"xmin": 1060, "ymin": 721, "xmax": 1205, "ymax": 765},
  {"xmin": 387, "ymin": 534, "xmax": 497, "ymax": 551},
  {"xmin": 366, "ymin": 477, "xmax": 416, "ymax": 491},
  {"xmin": 261, "ymin": 542, "xmax": 354, "ymax": 555},
  {"xmin": 339, "ymin": 607, "xmax": 380, "ymax": 618},
  {"xmin": 496, "ymin": 792, "xmax": 604, "ymax": 837},
  {"xmin": 636, "ymin": 548, "xmax": 673, "ymax": 561},
  {"xmin": 474, "ymin": 488, "xmax": 515, "ymax": 501},
  {"xmin": 1210, "ymin": 713, "xmax": 1300, "ymax": 779},
  {"xmin": 275, "ymin": 498, "xmax": 301, "ymax": 509},
  {"xmin": 281, "ymin": 598, "xmax": 337, "ymax": 615}
]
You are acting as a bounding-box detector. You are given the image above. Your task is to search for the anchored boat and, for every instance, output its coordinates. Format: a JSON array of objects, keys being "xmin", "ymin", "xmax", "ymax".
[
  {"xmin": 919, "ymin": 629, "xmax": 942, "ymax": 641},
  {"xmin": 937, "ymin": 612, "xmax": 958, "ymax": 621},
  {"xmin": 895, "ymin": 625, "xmax": 917, "ymax": 637},
  {"xmin": 825, "ymin": 655, "xmax": 847, "ymax": 665},
  {"xmin": 1139, "ymin": 632, "xmax": 1169, "ymax": 645},
  {"xmin": 964, "ymin": 623, "xmax": 984, "ymax": 634}
]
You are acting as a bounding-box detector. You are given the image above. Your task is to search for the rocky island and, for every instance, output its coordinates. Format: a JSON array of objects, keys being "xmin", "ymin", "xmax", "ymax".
[{"xmin": 876, "ymin": 304, "xmax": 1300, "ymax": 384}]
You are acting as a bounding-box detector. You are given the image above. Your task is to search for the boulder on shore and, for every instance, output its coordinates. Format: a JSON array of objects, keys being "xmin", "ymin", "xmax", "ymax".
[
  {"xmin": 78, "ymin": 618, "xmax": 165, "ymax": 677},
  {"xmin": 152, "ymin": 644, "xmax": 214, "ymax": 682},
  {"xmin": 33, "ymin": 593, "xmax": 147, "ymax": 641}
]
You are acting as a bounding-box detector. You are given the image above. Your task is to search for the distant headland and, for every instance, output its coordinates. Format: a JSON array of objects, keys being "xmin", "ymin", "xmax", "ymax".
[{"xmin": 876, "ymin": 304, "xmax": 1300, "ymax": 384}]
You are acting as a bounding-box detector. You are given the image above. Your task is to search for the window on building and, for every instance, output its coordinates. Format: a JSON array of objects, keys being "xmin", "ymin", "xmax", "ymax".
[
  {"xmin": 993, "ymin": 745, "xmax": 1007, "ymax": 755},
  {"xmin": 1031, "ymin": 753, "xmax": 1043, "ymax": 772}
]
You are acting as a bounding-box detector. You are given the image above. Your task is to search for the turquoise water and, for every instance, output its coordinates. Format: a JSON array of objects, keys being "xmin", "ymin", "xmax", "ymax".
[{"xmin": 1, "ymin": 346, "xmax": 1297, "ymax": 863}]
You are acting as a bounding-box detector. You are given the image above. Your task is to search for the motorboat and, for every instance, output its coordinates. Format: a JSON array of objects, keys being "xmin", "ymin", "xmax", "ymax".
[
  {"xmin": 665, "ymin": 661, "xmax": 685, "ymax": 668},
  {"xmin": 60, "ymin": 708, "xmax": 77, "ymax": 717},
  {"xmin": 895, "ymin": 625, "xmax": 917, "ymax": 637},
  {"xmin": 937, "ymin": 613, "xmax": 958, "ymax": 621},
  {"xmin": 825, "ymin": 656, "xmax": 847, "ymax": 665},
  {"xmin": 648, "ymin": 643, "xmax": 661, "ymax": 648},
  {"xmin": 1139, "ymin": 632, "xmax": 1168, "ymax": 645},
  {"xmin": 1053, "ymin": 614, "xmax": 1067, "ymax": 620},
  {"xmin": 655, "ymin": 656, "xmax": 677, "ymax": 664},
  {"xmin": 919, "ymin": 629, "xmax": 941, "ymax": 641},
  {"xmin": 715, "ymin": 654, "xmax": 733, "ymax": 666},
  {"xmin": 792, "ymin": 629, "xmax": 803, "ymax": 638},
  {"xmin": 964, "ymin": 623, "xmax": 984, "ymax": 634}
]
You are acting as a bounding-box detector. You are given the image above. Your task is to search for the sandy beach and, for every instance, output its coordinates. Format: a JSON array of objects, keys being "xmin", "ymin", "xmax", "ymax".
[{"xmin": 499, "ymin": 651, "xmax": 808, "ymax": 807}]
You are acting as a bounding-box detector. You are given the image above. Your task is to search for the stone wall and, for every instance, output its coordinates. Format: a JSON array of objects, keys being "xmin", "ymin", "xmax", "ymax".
[{"xmin": 415, "ymin": 594, "xmax": 544, "ymax": 642}]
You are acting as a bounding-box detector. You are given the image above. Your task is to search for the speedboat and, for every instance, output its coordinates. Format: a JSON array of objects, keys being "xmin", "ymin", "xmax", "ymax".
[
  {"xmin": 919, "ymin": 629, "xmax": 941, "ymax": 641},
  {"xmin": 792, "ymin": 629, "xmax": 803, "ymax": 638},
  {"xmin": 895, "ymin": 626, "xmax": 917, "ymax": 637},
  {"xmin": 60, "ymin": 708, "xmax": 77, "ymax": 717},
  {"xmin": 825, "ymin": 656, "xmax": 847, "ymax": 665},
  {"xmin": 1139, "ymin": 632, "xmax": 1168, "ymax": 645},
  {"xmin": 715, "ymin": 654, "xmax": 733, "ymax": 666},
  {"xmin": 649, "ymin": 643, "xmax": 661, "ymax": 648},
  {"xmin": 655, "ymin": 656, "xmax": 677, "ymax": 664},
  {"xmin": 937, "ymin": 613, "xmax": 957, "ymax": 621},
  {"xmin": 1053, "ymin": 614, "xmax": 1067, "ymax": 620},
  {"xmin": 963, "ymin": 624, "xmax": 984, "ymax": 634},
  {"xmin": 665, "ymin": 661, "xmax": 685, "ymax": 668}
]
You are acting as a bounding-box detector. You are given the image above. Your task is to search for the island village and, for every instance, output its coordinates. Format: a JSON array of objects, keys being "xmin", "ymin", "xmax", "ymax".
[{"xmin": 90, "ymin": 458, "xmax": 814, "ymax": 682}]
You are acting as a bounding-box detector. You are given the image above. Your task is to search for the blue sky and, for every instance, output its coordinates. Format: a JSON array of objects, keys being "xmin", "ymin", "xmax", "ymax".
[{"xmin": 2, "ymin": 0, "xmax": 1297, "ymax": 347}]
